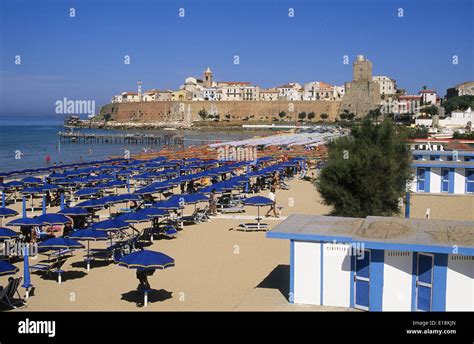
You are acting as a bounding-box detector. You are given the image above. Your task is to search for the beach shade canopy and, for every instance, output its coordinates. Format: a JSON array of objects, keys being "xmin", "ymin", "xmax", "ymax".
[
  {"xmin": 0, "ymin": 261, "xmax": 19, "ymax": 276},
  {"xmin": 6, "ymin": 217, "xmax": 41, "ymax": 227},
  {"xmin": 4, "ymin": 181, "xmax": 24, "ymax": 189},
  {"xmin": 117, "ymin": 250, "xmax": 175, "ymax": 270},
  {"xmin": 117, "ymin": 193, "xmax": 141, "ymax": 202},
  {"xmin": 154, "ymin": 199, "xmax": 183, "ymax": 210},
  {"xmin": 0, "ymin": 207, "xmax": 18, "ymax": 217},
  {"xmin": 115, "ymin": 211, "xmax": 151, "ymax": 224},
  {"xmin": 69, "ymin": 228, "xmax": 109, "ymax": 241},
  {"xmin": 76, "ymin": 199, "xmax": 106, "ymax": 209},
  {"xmin": 92, "ymin": 218, "xmax": 129, "ymax": 231},
  {"xmin": 0, "ymin": 227, "xmax": 19, "ymax": 239},
  {"xmin": 243, "ymin": 196, "xmax": 274, "ymax": 206},
  {"xmin": 75, "ymin": 188, "xmax": 99, "ymax": 197},
  {"xmin": 41, "ymin": 184, "xmax": 61, "ymax": 192},
  {"xmin": 135, "ymin": 207, "xmax": 167, "ymax": 218},
  {"xmin": 21, "ymin": 187, "xmax": 43, "ymax": 194},
  {"xmin": 21, "ymin": 176, "xmax": 42, "ymax": 184},
  {"xmin": 57, "ymin": 207, "xmax": 89, "ymax": 216},
  {"xmin": 38, "ymin": 237, "xmax": 84, "ymax": 251},
  {"xmin": 36, "ymin": 213, "xmax": 72, "ymax": 226},
  {"xmin": 169, "ymin": 193, "xmax": 208, "ymax": 205}
]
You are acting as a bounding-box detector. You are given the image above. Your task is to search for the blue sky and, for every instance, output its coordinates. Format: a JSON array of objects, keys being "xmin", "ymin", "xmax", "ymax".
[{"xmin": 0, "ymin": 0, "xmax": 472, "ymax": 118}]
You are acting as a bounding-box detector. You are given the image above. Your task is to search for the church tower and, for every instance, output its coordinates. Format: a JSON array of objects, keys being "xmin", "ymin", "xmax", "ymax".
[{"xmin": 204, "ymin": 67, "xmax": 213, "ymax": 88}]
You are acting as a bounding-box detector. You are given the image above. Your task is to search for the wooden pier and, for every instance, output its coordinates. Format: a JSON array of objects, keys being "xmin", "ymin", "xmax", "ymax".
[{"xmin": 58, "ymin": 131, "xmax": 184, "ymax": 145}]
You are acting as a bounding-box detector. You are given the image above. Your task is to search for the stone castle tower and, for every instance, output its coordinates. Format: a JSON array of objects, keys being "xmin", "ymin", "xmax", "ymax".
[
  {"xmin": 340, "ymin": 55, "xmax": 381, "ymax": 117},
  {"xmin": 203, "ymin": 67, "xmax": 213, "ymax": 88}
]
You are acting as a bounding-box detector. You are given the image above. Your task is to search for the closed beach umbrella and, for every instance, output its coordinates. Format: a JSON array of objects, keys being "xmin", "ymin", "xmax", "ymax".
[
  {"xmin": 0, "ymin": 261, "xmax": 19, "ymax": 276},
  {"xmin": 21, "ymin": 245, "xmax": 33, "ymax": 297},
  {"xmin": 69, "ymin": 229, "xmax": 109, "ymax": 271},
  {"xmin": 0, "ymin": 227, "xmax": 19, "ymax": 239}
]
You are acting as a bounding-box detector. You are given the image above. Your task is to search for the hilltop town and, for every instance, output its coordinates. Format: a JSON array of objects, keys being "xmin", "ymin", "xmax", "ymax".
[{"xmin": 81, "ymin": 55, "xmax": 474, "ymax": 134}]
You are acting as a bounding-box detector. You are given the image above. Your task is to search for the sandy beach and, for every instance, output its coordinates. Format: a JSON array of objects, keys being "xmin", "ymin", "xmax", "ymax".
[{"xmin": 1, "ymin": 172, "xmax": 472, "ymax": 312}]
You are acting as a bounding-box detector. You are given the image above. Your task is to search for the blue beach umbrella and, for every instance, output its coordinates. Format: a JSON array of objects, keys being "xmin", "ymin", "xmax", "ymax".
[
  {"xmin": 75, "ymin": 188, "xmax": 99, "ymax": 197},
  {"xmin": 4, "ymin": 181, "xmax": 24, "ymax": 189},
  {"xmin": 36, "ymin": 213, "xmax": 72, "ymax": 226},
  {"xmin": 116, "ymin": 193, "xmax": 141, "ymax": 203},
  {"xmin": 115, "ymin": 211, "xmax": 151, "ymax": 224},
  {"xmin": 169, "ymin": 193, "xmax": 208, "ymax": 205},
  {"xmin": 154, "ymin": 199, "xmax": 183, "ymax": 211},
  {"xmin": 21, "ymin": 177, "xmax": 42, "ymax": 185},
  {"xmin": 92, "ymin": 218, "xmax": 129, "ymax": 231},
  {"xmin": 76, "ymin": 199, "xmax": 105, "ymax": 209},
  {"xmin": 136, "ymin": 208, "xmax": 167, "ymax": 218},
  {"xmin": 38, "ymin": 237, "xmax": 84, "ymax": 250},
  {"xmin": 0, "ymin": 261, "xmax": 19, "ymax": 276},
  {"xmin": 0, "ymin": 207, "xmax": 18, "ymax": 221},
  {"xmin": 0, "ymin": 227, "xmax": 19, "ymax": 239},
  {"xmin": 6, "ymin": 217, "xmax": 40, "ymax": 227},
  {"xmin": 69, "ymin": 229, "xmax": 109, "ymax": 271},
  {"xmin": 41, "ymin": 184, "xmax": 61, "ymax": 192},
  {"xmin": 243, "ymin": 196, "xmax": 274, "ymax": 229},
  {"xmin": 57, "ymin": 207, "xmax": 89, "ymax": 216},
  {"xmin": 118, "ymin": 250, "xmax": 175, "ymax": 270}
]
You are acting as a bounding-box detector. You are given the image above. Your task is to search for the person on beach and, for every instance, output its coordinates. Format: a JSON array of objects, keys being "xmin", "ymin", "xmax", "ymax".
[
  {"xmin": 265, "ymin": 187, "xmax": 279, "ymax": 218},
  {"xmin": 136, "ymin": 268, "xmax": 154, "ymax": 290},
  {"xmin": 208, "ymin": 189, "xmax": 217, "ymax": 216},
  {"xmin": 45, "ymin": 154, "xmax": 51, "ymax": 166}
]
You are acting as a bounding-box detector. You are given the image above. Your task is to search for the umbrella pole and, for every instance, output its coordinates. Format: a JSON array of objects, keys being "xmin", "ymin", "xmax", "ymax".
[
  {"xmin": 257, "ymin": 206, "xmax": 260, "ymax": 230},
  {"xmin": 87, "ymin": 240, "xmax": 90, "ymax": 271}
]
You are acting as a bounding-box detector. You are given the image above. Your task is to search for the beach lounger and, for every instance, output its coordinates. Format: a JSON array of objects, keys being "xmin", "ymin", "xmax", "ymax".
[
  {"xmin": 179, "ymin": 207, "xmax": 210, "ymax": 224},
  {"xmin": 238, "ymin": 223, "xmax": 269, "ymax": 231},
  {"xmin": 0, "ymin": 277, "xmax": 25, "ymax": 309},
  {"xmin": 30, "ymin": 258, "xmax": 67, "ymax": 283}
]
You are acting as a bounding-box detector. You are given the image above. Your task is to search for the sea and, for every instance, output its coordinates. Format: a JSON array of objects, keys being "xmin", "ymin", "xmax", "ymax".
[{"xmin": 0, "ymin": 117, "xmax": 263, "ymax": 173}]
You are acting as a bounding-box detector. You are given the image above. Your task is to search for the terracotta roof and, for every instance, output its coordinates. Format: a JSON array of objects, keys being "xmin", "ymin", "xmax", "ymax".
[{"xmin": 445, "ymin": 141, "xmax": 474, "ymax": 151}]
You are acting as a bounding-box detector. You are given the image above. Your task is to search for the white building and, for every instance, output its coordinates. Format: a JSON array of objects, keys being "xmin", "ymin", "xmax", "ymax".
[
  {"xmin": 259, "ymin": 88, "xmax": 280, "ymax": 101},
  {"xmin": 303, "ymin": 82, "xmax": 333, "ymax": 100},
  {"xmin": 419, "ymin": 89, "xmax": 439, "ymax": 105},
  {"xmin": 372, "ymin": 76, "xmax": 396, "ymax": 96},
  {"xmin": 410, "ymin": 150, "xmax": 474, "ymax": 194},
  {"xmin": 415, "ymin": 107, "xmax": 474, "ymax": 128},
  {"xmin": 218, "ymin": 82, "xmax": 259, "ymax": 101},
  {"xmin": 203, "ymin": 88, "xmax": 221, "ymax": 101},
  {"xmin": 277, "ymin": 83, "xmax": 303, "ymax": 101},
  {"xmin": 267, "ymin": 214, "xmax": 474, "ymax": 311}
]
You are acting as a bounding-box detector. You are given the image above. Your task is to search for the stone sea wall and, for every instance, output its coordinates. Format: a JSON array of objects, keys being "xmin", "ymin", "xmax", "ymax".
[{"xmin": 98, "ymin": 100, "xmax": 342, "ymax": 124}]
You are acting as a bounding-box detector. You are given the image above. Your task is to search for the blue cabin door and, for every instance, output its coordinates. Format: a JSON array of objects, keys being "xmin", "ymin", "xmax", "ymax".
[
  {"xmin": 417, "ymin": 168, "xmax": 426, "ymax": 192},
  {"xmin": 416, "ymin": 253, "xmax": 434, "ymax": 311},
  {"xmin": 354, "ymin": 250, "xmax": 370, "ymax": 310}
]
